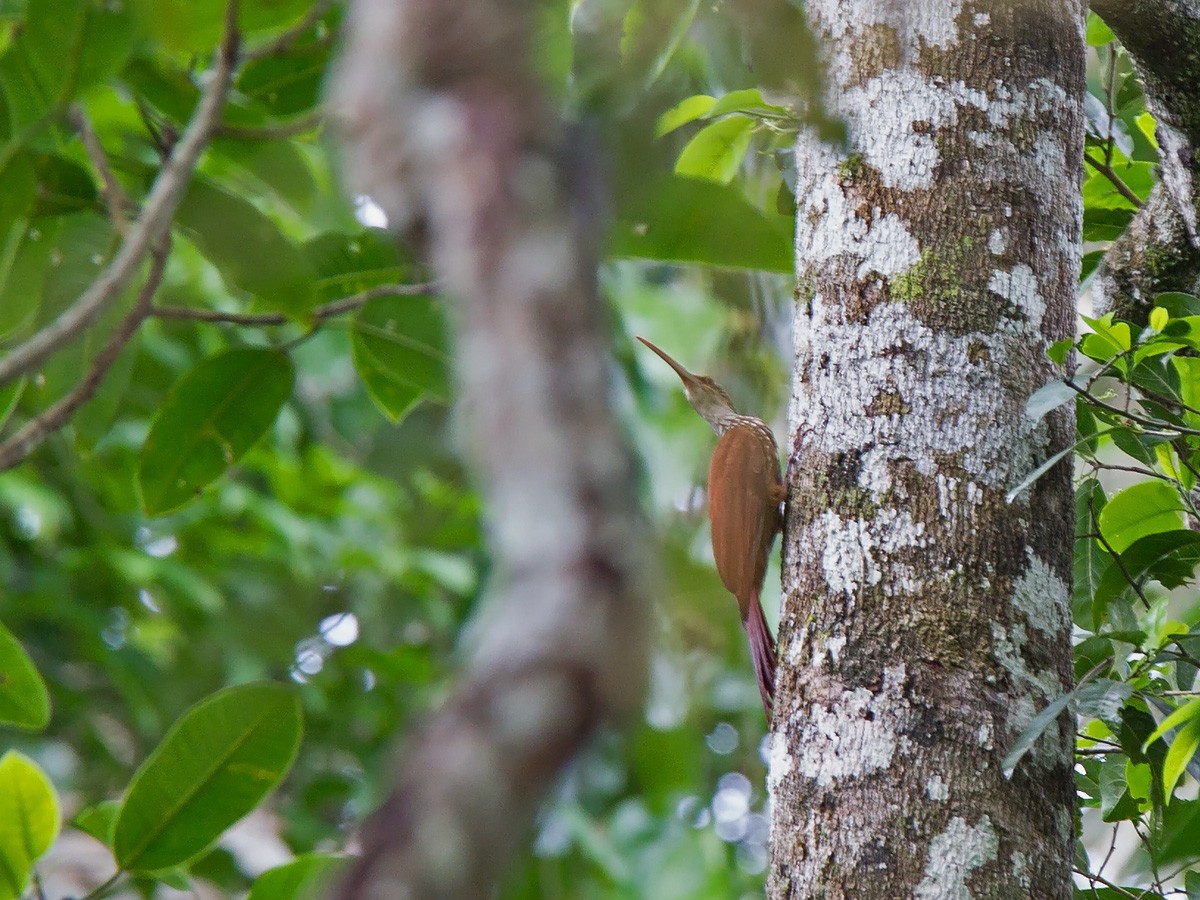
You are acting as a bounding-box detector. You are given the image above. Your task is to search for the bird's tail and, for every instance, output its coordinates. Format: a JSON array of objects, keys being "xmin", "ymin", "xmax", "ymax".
[{"xmin": 743, "ymin": 592, "xmax": 778, "ymax": 719}]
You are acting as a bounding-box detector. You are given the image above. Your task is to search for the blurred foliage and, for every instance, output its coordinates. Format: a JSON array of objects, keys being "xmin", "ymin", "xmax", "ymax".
[{"xmin": 2, "ymin": 0, "xmax": 1192, "ymax": 897}]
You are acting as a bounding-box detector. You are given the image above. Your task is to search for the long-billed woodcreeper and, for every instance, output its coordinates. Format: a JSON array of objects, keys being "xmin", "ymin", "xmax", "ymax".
[{"xmin": 637, "ymin": 337, "xmax": 784, "ymax": 717}]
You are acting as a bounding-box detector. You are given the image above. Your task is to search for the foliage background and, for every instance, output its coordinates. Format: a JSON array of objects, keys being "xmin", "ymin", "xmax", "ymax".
[{"xmin": 2, "ymin": 0, "xmax": 1200, "ymax": 897}]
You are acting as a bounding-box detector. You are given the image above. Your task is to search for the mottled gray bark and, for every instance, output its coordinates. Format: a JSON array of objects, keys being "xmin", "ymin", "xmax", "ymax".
[
  {"xmin": 770, "ymin": 2, "xmax": 1083, "ymax": 897},
  {"xmin": 1089, "ymin": 0, "xmax": 1200, "ymax": 323},
  {"xmin": 331, "ymin": 1, "xmax": 649, "ymax": 896}
]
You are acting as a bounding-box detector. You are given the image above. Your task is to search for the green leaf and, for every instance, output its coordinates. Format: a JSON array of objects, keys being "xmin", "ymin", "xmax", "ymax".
[
  {"xmin": 1003, "ymin": 677, "xmax": 1113, "ymax": 777},
  {"xmin": 0, "ymin": 619, "xmax": 50, "ymax": 730},
  {"xmin": 674, "ymin": 116, "xmax": 755, "ymax": 184},
  {"xmin": 705, "ymin": 88, "xmax": 786, "ymax": 119},
  {"xmin": 113, "ymin": 682, "xmax": 303, "ymax": 872},
  {"xmin": 0, "ymin": 0, "xmax": 135, "ymax": 132},
  {"xmin": 1098, "ymin": 755, "xmax": 1141, "ymax": 822},
  {"xmin": 1085, "ymin": 12, "xmax": 1115, "ymax": 45},
  {"xmin": 248, "ymin": 854, "xmax": 345, "ymax": 900},
  {"xmin": 1006, "ymin": 432, "xmax": 1103, "ymax": 504},
  {"xmin": 129, "ymin": 0, "xmax": 311, "ymax": 55},
  {"xmin": 1046, "ymin": 337, "xmax": 1073, "ymax": 366},
  {"xmin": 1156, "ymin": 292, "xmax": 1200, "ymax": 319},
  {"xmin": 138, "ymin": 348, "xmax": 295, "ymax": 514},
  {"xmin": 304, "ymin": 230, "xmax": 416, "ymax": 304},
  {"xmin": 1145, "ymin": 697, "xmax": 1200, "ymax": 750},
  {"xmin": 1162, "ymin": 716, "xmax": 1200, "ymax": 803},
  {"xmin": 1150, "ymin": 306, "xmax": 1169, "ymax": 331},
  {"xmin": 0, "ymin": 218, "xmax": 54, "ymax": 340},
  {"xmin": 175, "ymin": 177, "xmax": 317, "ymax": 316},
  {"xmin": 0, "ymin": 750, "xmax": 60, "ymax": 899},
  {"xmin": 0, "ymin": 375, "xmax": 22, "ymax": 432},
  {"xmin": 1091, "ymin": 531, "xmax": 1200, "ymax": 629},
  {"xmin": 351, "ymin": 294, "xmax": 448, "ymax": 424},
  {"xmin": 73, "ymin": 800, "xmax": 119, "ymax": 847},
  {"xmin": 236, "ymin": 38, "xmax": 330, "ymax": 117},
  {"xmin": 1097, "ymin": 480, "xmax": 1186, "ymax": 553},
  {"xmin": 656, "ymin": 94, "xmax": 716, "ymax": 136},
  {"xmin": 611, "ymin": 176, "xmax": 792, "ymax": 272},
  {"xmin": 1186, "ymin": 869, "xmax": 1200, "ymax": 900},
  {"xmin": 1025, "ymin": 378, "xmax": 1075, "ymax": 423},
  {"xmin": 1079, "ymin": 313, "xmax": 1131, "ymax": 362}
]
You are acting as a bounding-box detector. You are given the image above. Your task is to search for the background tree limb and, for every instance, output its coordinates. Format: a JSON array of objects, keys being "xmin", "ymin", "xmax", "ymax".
[
  {"xmin": 1090, "ymin": 0, "xmax": 1200, "ymax": 322},
  {"xmin": 331, "ymin": 1, "xmax": 650, "ymax": 895}
]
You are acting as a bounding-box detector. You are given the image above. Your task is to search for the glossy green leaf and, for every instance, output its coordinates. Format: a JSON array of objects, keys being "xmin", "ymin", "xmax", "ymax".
[
  {"xmin": 238, "ymin": 39, "xmax": 332, "ymax": 117},
  {"xmin": 705, "ymin": 88, "xmax": 785, "ymax": 119},
  {"xmin": 113, "ymin": 682, "xmax": 303, "ymax": 872},
  {"xmin": 1156, "ymin": 292, "xmax": 1200, "ymax": 319},
  {"xmin": 351, "ymin": 294, "xmax": 448, "ymax": 423},
  {"xmin": 0, "ymin": 750, "xmax": 60, "ymax": 899},
  {"xmin": 175, "ymin": 177, "xmax": 316, "ymax": 316},
  {"xmin": 248, "ymin": 854, "xmax": 345, "ymax": 900},
  {"xmin": 1145, "ymin": 697, "xmax": 1200, "ymax": 750},
  {"xmin": 0, "ymin": 619, "xmax": 50, "ymax": 730},
  {"xmin": 0, "ymin": 375, "xmax": 23, "ymax": 435},
  {"xmin": 0, "ymin": 0, "xmax": 135, "ymax": 132},
  {"xmin": 30, "ymin": 153, "xmax": 98, "ymax": 217},
  {"xmin": 612, "ymin": 176, "xmax": 792, "ymax": 272},
  {"xmin": 656, "ymin": 94, "xmax": 715, "ymax": 136},
  {"xmin": 1099, "ymin": 754, "xmax": 1140, "ymax": 822},
  {"xmin": 1086, "ymin": 12, "xmax": 1115, "ymax": 45},
  {"xmin": 1091, "ymin": 531, "xmax": 1200, "ymax": 630},
  {"xmin": 674, "ymin": 116, "xmax": 755, "ymax": 184},
  {"xmin": 138, "ymin": 349, "xmax": 295, "ymax": 514},
  {"xmin": 1162, "ymin": 716, "xmax": 1200, "ymax": 802},
  {"xmin": 1097, "ymin": 480, "xmax": 1186, "ymax": 553},
  {"xmin": 305, "ymin": 230, "xmax": 417, "ymax": 304},
  {"xmin": 73, "ymin": 800, "xmax": 119, "ymax": 847},
  {"xmin": 129, "ymin": 0, "xmax": 311, "ymax": 54},
  {"xmin": 0, "ymin": 219, "xmax": 54, "ymax": 339}
]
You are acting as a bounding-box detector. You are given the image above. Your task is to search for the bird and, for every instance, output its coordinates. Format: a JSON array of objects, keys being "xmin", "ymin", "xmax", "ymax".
[{"xmin": 637, "ymin": 336, "xmax": 784, "ymax": 718}]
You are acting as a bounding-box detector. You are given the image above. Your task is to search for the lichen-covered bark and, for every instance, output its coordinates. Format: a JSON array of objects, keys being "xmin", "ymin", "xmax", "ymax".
[
  {"xmin": 770, "ymin": 2, "xmax": 1083, "ymax": 898},
  {"xmin": 1089, "ymin": 0, "xmax": 1200, "ymax": 323}
]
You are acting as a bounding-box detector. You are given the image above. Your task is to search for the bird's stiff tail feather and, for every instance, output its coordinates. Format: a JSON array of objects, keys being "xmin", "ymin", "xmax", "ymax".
[{"xmin": 743, "ymin": 593, "xmax": 778, "ymax": 719}]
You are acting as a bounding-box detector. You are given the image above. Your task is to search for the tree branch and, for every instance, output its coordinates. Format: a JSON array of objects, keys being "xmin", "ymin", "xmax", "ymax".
[
  {"xmin": 151, "ymin": 282, "xmax": 436, "ymax": 326},
  {"xmin": 1089, "ymin": 0, "xmax": 1200, "ymax": 323},
  {"xmin": 213, "ymin": 109, "xmax": 324, "ymax": 141},
  {"xmin": 1084, "ymin": 152, "xmax": 1145, "ymax": 209},
  {"xmin": 0, "ymin": 242, "xmax": 170, "ymax": 472},
  {"xmin": 0, "ymin": 1, "xmax": 239, "ymax": 389},
  {"xmin": 70, "ymin": 106, "xmax": 134, "ymax": 233},
  {"xmin": 331, "ymin": 1, "xmax": 649, "ymax": 895}
]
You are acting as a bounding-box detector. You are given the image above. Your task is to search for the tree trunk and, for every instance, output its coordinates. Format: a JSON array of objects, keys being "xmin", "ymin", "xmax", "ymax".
[{"xmin": 769, "ymin": 3, "xmax": 1084, "ymax": 897}]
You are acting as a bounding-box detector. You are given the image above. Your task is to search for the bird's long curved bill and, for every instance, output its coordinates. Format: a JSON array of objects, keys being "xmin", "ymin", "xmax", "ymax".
[{"xmin": 636, "ymin": 336, "xmax": 700, "ymax": 388}]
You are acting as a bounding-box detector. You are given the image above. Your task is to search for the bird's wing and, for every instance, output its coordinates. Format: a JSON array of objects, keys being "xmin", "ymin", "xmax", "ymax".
[{"xmin": 707, "ymin": 425, "xmax": 780, "ymax": 617}]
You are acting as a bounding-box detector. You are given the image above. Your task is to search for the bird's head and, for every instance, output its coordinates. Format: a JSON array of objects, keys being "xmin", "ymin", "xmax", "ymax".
[{"xmin": 637, "ymin": 336, "xmax": 738, "ymax": 434}]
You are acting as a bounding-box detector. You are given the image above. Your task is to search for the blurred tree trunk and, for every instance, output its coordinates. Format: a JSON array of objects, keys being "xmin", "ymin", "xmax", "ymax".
[{"xmin": 769, "ymin": 2, "xmax": 1084, "ymax": 897}]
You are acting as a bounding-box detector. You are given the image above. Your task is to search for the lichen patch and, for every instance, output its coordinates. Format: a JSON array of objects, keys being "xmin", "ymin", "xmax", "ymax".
[
  {"xmin": 914, "ymin": 815, "xmax": 999, "ymax": 899},
  {"xmin": 796, "ymin": 665, "xmax": 908, "ymax": 786}
]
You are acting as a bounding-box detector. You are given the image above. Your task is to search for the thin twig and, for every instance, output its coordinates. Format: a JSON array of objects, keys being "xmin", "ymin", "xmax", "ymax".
[
  {"xmin": 1066, "ymin": 379, "xmax": 1200, "ymax": 436},
  {"xmin": 71, "ymin": 106, "xmax": 134, "ymax": 233},
  {"xmin": 1084, "ymin": 152, "xmax": 1145, "ymax": 209},
  {"xmin": 1074, "ymin": 868, "xmax": 1140, "ymax": 900},
  {"xmin": 214, "ymin": 109, "xmax": 325, "ymax": 141},
  {"xmin": 0, "ymin": 242, "xmax": 170, "ymax": 471},
  {"xmin": 0, "ymin": 0, "xmax": 240, "ymax": 389},
  {"xmin": 241, "ymin": 0, "xmax": 333, "ymax": 62},
  {"xmin": 151, "ymin": 282, "xmax": 437, "ymax": 326}
]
